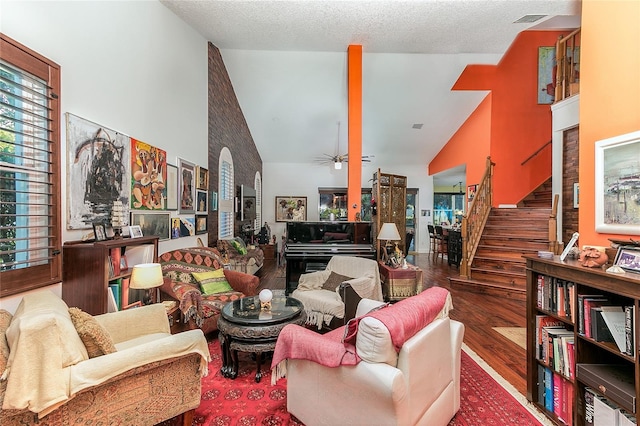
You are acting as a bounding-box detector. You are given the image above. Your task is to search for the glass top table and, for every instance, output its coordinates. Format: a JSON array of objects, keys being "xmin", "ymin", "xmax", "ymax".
[{"xmin": 221, "ymin": 295, "xmax": 304, "ymax": 326}]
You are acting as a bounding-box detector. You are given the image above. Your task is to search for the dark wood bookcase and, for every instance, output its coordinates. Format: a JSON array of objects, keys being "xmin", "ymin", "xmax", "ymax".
[
  {"xmin": 62, "ymin": 236, "xmax": 159, "ymax": 315},
  {"xmin": 526, "ymin": 256, "xmax": 639, "ymax": 425}
]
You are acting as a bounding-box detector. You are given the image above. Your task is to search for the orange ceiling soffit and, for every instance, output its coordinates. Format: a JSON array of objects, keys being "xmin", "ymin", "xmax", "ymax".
[
  {"xmin": 452, "ymin": 64, "xmax": 497, "ymax": 91},
  {"xmin": 347, "ymin": 45, "xmax": 362, "ymax": 221}
]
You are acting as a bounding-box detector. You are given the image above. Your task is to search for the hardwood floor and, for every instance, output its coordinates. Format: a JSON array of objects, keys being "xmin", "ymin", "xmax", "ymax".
[{"xmin": 256, "ymin": 253, "xmax": 528, "ymax": 396}]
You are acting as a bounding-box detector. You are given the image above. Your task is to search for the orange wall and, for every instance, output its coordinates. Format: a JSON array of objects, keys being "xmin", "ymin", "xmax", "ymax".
[
  {"xmin": 429, "ymin": 94, "xmax": 492, "ymax": 188},
  {"xmin": 579, "ymin": 0, "xmax": 640, "ymax": 246},
  {"xmin": 433, "ymin": 30, "xmax": 566, "ymax": 205}
]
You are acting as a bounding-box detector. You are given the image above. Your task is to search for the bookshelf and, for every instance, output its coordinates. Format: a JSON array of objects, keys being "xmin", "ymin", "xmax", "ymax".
[
  {"xmin": 62, "ymin": 236, "xmax": 159, "ymax": 315},
  {"xmin": 526, "ymin": 256, "xmax": 639, "ymax": 425}
]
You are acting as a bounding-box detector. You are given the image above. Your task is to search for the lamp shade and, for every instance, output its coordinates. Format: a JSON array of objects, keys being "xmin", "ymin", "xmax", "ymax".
[
  {"xmin": 377, "ymin": 223, "xmax": 401, "ymax": 241},
  {"xmin": 129, "ymin": 263, "xmax": 164, "ymax": 289}
]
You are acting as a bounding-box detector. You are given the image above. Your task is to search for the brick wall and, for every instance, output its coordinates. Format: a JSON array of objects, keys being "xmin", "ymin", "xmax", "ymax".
[
  {"xmin": 562, "ymin": 126, "xmax": 579, "ymax": 244},
  {"xmin": 207, "ymin": 42, "xmax": 262, "ymax": 245}
]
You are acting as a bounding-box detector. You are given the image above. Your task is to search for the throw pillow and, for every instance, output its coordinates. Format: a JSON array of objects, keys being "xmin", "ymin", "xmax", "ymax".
[
  {"xmin": 228, "ymin": 238, "xmax": 248, "ymax": 255},
  {"xmin": 192, "ymin": 269, "xmax": 234, "ymax": 295},
  {"xmin": 68, "ymin": 307, "xmax": 117, "ymax": 358},
  {"xmin": 322, "ymin": 271, "xmax": 353, "ymax": 292}
]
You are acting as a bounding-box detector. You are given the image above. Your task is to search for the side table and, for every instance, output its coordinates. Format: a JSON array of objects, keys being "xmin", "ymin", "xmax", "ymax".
[{"xmin": 378, "ymin": 261, "xmax": 423, "ymax": 302}]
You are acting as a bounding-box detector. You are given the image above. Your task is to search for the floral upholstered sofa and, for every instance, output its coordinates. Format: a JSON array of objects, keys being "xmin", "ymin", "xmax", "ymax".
[{"xmin": 159, "ymin": 246, "xmax": 260, "ymax": 335}]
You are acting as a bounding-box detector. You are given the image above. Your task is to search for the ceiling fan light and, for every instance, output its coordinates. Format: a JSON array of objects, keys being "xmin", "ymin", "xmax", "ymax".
[{"xmin": 334, "ymin": 161, "xmax": 342, "ymax": 170}]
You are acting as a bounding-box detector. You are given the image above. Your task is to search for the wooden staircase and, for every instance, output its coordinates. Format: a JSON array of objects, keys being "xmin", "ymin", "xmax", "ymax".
[{"xmin": 450, "ymin": 207, "xmax": 552, "ymax": 300}]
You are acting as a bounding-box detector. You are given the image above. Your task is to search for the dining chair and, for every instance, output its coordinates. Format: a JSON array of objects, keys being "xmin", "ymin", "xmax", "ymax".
[
  {"xmin": 428, "ymin": 225, "xmax": 438, "ymax": 255},
  {"xmin": 434, "ymin": 225, "xmax": 447, "ymax": 260}
]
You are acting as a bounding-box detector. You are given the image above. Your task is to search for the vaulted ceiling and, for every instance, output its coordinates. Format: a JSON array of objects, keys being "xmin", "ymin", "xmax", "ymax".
[{"xmin": 160, "ymin": 0, "xmax": 581, "ymax": 186}]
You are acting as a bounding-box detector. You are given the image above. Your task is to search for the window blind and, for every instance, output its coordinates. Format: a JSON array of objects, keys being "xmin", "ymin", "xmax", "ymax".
[{"xmin": 218, "ymin": 156, "xmax": 234, "ymax": 239}]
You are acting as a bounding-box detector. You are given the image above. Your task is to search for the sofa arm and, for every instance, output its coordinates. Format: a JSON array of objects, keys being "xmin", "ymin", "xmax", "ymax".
[
  {"xmin": 287, "ymin": 358, "xmax": 409, "ymax": 426},
  {"xmin": 223, "ymin": 269, "xmax": 259, "ymax": 296},
  {"xmin": 69, "ymin": 329, "xmax": 210, "ymax": 396},
  {"xmin": 95, "ymin": 304, "xmax": 169, "ymax": 344}
]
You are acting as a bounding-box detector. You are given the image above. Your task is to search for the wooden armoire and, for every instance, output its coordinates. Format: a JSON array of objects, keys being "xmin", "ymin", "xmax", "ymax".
[{"xmin": 372, "ymin": 169, "xmax": 407, "ymax": 259}]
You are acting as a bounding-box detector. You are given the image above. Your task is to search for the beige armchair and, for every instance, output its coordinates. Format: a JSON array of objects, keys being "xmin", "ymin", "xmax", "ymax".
[
  {"xmin": 0, "ymin": 291, "xmax": 210, "ymax": 425},
  {"xmin": 291, "ymin": 256, "xmax": 383, "ymax": 330}
]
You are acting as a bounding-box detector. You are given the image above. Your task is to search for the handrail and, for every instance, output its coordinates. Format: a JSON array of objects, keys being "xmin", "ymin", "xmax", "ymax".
[
  {"xmin": 460, "ymin": 157, "xmax": 494, "ymax": 278},
  {"xmin": 555, "ymin": 28, "xmax": 581, "ymax": 102},
  {"xmin": 548, "ymin": 194, "xmax": 560, "ymax": 254},
  {"xmin": 521, "ymin": 140, "xmax": 552, "ymax": 166}
]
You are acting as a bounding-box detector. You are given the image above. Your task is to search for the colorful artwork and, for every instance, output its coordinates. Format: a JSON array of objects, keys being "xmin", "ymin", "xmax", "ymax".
[
  {"xmin": 130, "ymin": 139, "xmax": 167, "ymax": 210},
  {"xmin": 275, "ymin": 196, "xmax": 307, "ymax": 222},
  {"xmin": 181, "ymin": 217, "xmax": 196, "ymax": 236},
  {"xmin": 179, "ymin": 158, "xmax": 195, "ymax": 214},
  {"xmin": 66, "ymin": 113, "xmax": 130, "ymax": 229}
]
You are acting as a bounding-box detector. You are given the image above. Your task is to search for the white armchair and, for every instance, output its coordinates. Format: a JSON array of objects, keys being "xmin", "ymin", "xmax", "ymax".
[
  {"xmin": 285, "ymin": 293, "xmax": 465, "ymax": 426},
  {"xmin": 291, "ymin": 256, "xmax": 383, "ymax": 329}
]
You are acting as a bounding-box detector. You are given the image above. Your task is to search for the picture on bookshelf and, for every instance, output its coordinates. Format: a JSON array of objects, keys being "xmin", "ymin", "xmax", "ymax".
[
  {"xmin": 93, "ymin": 223, "xmax": 107, "ymax": 241},
  {"xmin": 129, "ymin": 225, "xmax": 143, "ymax": 238},
  {"xmin": 614, "ymin": 246, "xmax": 640, "ymax": 273}
]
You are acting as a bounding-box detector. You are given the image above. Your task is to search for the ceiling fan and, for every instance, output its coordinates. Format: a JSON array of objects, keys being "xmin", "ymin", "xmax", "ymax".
[{"xmin": 315, "ymin": 122, "xmax": 374, "ymax": 169}]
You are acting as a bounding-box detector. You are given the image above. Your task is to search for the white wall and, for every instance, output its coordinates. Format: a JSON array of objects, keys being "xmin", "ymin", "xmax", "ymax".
[
  {"xmin": 1, "ymin": 1, "xmax": 208, "ymax": 311},
  {"xmin": 262, "ymin": 162, "xmax": 434, "ymax": 254}
]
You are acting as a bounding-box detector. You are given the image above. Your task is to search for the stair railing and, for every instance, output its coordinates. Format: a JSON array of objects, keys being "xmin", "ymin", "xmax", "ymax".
[
  {"xmin": 554, "ymin": 28, "xmax": 581, "ymax": 102},
  {"xmin": 460, "ymin": 157, "xmax": 495, "ymax": 278},
  {"xmin": 548, "ymin": 194, "xmax": 560, "ymax": 253}
]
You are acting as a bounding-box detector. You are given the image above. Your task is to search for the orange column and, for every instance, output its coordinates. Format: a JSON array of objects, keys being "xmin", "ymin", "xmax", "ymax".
[{"xmin": 347, "ymin": 45, "xmax": 362, "ymax": 221}]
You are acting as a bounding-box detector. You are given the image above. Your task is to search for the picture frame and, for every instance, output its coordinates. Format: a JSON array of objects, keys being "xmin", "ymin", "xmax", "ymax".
[
  {"xmin": 130, "ymin": 138, "xmax": 167, "ymax": 210},
  {"xmin": 104, "ymin": 224, "xmax": 115, "ymax": 240},
  {"xmin": 538, "ymin": 46, "xmax": 580, "ymax": 104},
  {"xmin": 119, "ymin": 255, "xmax": 128, "ymax": 271},
  {"xmin": 573, "ymin": 183, "xmax": 579, "ymax": 208},
  {"xmin": 614, "ymin": 246, "xmax": 640, "ymax": 274},
  {"xmin": 166, "ymin": 163, "xmax": 178, "ymax": 211},
  {"xmin": 275, "ymin": 196, "xmax": 307, "ymax": 222},
  {"xmin": 129, "ymin": 225, "xmax": 143, "ymax": 238},
  {"xmin": 196, "ymin": 190, "xmax": 208, "ymax": 213},
  {"xmin": 171, "ymin": 217, "xmax": 181, "ymax": 239},
  {"xmin": 196, "ymin": 166, "xmax": 209, "ymax": 190},
  {"xmin": 211, "ymin": 191, "xmax": 218, "ymax": 211},
  {"xmin": 178, "ymin": 158, "xmax": 196, "ymax": 214},
  {"xmin": 196, "ymin": 215, "xmax": 208, "ymax": 234},
  {"xmin": 130, "ymin": 212, "xmax": 171, "ymax": 241},
  {"xmin": 93, "ymin": 223, "xmax": 107, "ymax": 241},
  {"xmin": 595, "ymin": 131, "xmax": 640, "ymax": 235}
]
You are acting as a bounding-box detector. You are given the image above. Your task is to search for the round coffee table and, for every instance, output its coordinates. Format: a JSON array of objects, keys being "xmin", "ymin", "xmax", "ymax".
[{"xmin": 217, "ymin": 295, "xmax": 306, "ymax": 382}]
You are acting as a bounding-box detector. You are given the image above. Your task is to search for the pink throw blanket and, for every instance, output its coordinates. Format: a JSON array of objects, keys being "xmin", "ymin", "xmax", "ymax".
[{"xmin": 271, "ymin": 287, "xmax": 451, "ymax": 382}]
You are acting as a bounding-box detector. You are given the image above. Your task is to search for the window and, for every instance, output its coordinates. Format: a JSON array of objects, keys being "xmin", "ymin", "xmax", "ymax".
[
  {"xmin": 254, "ymin": 171, "xmax": 262, "ymax": 230},
  {"xmin": 0, "ymin": 35, "xmax": 61, "ymax": 297},
  {"xmin": 318, "ymin": 188, "xmax": 372, "ymax": 221},
  {"xmin": 218, "ymin": 147, "xmax": 234, "ymax": 239}
]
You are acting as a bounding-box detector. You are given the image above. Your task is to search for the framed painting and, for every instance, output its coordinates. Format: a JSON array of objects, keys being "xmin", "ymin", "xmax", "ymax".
[
  {"xmin": 614, "ymin": 246, "xmax": 640, "ymax": 274},
  {"xmin": 178, "ymin": 158, "xmax": 196, "ymax": 214},
  {"xmin": 196, "ymin": 166, "xmax": 209, "ymax": 190},
  {"xmin": 196, "ymin": 190, "xmax": 208, "ymax": 213},
  {"xmin": 131, "ymin": 138, "xmax": 167, "ymax": 210},
  {"xmin": 165, "ymin": 164, "xmax": 178, "ymax": 211},
  {"xmin": 595, "ymin": 131, "xmax": 640, "ymax": 235},
  {"xmin": 538, "ymin": 46, "xmax": 580, "ymax": 104},
  {"xmin": 180, "ymin": 217, "xmax": 196, "ymax": 236},
  {"xmin": 130, "ymin": 211, "xmax": 171, "ymax": 241},
  {"xmin": 66, "ymin": 113, "xmax": 130, "ymax": 229},
  {"xmin": 171, "ymin": 217, "xmax": 182, "ymax": 239},
  {"xmin": 275, "ymin": 196, "xmax": 307, "ymax": 222},
  {"xmin": 196, "ymin": 215, "xmax": 208, "ymax": 234}
]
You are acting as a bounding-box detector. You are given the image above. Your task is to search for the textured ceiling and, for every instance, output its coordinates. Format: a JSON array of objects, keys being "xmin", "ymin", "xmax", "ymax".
[{"xmin": 160, "ymin": 0, "xmax": 581, "ymax": 185}]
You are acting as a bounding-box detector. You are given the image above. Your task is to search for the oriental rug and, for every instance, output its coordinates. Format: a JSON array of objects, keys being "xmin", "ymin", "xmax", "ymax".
[{"xmin": 166, "ymin": 340, "xmax": 550, "ymax": 426}]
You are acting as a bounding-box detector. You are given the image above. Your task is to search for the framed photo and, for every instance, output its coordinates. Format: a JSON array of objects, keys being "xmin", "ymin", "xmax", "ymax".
[
  {"xmin": 178, "ymin": 158, "xmax": 196, "ymax": 214},
  {"xmin": 196, "ymin": 166, "xmax": 208, "ymax": 190},
  {"xmin": 166, "ymin": 163, "xmax": 178, "ymax": 211},
  {"xmin": 93, "ymin": 223, "xmax": 107, "ymax": 241},
  {"xmin": 211, "ymin": 191, "xmax": 218, "ymax": 211},
  {"xmin": 171, "ymin": 217, "xmax": 182, "ymax": 239},
  {"xmin": 196, "ymin": 215, "xmax": 208, "ymax": 234},
  {"xmin": 119, "ymin": 255, "xmax": 128, "ymax": 271},
  {"xmin": 275, "ymin": 196, "xmax": 307, "ymax": 222},
  {"xmin": 196, "ymin": 190, "xmax": 208, "ymax": 213},
  {"xmin": 104, "ymin": 224, "xmax": 115, "ymax": 240},
  {"xmin": 130, "ymin": 212, "xmax": 171, "ymax": 241},
  {"xmin": 614, "ymin": 246, "xmax": 640, "ymax": 274},
  {"xmin": 595, "ymin": 131, "xmax": 640, "ymax": 235},
  {"xmin": 129, "ymin": 225, "xmax": 143, "ymax": 238}
]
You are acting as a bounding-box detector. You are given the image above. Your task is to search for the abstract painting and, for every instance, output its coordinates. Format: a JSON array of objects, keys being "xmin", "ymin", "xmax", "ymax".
[
  {"xmin": 66, "ymin": 113, "xmax": 130, "ymax": 229},
  {"xmin": 179, "ymin": 158, "xmax": 195, "ymax": 214},
  {"xmin": 130, "ymin": 138, "xmax": 167, "ymax": 210},
  {"xmin": 130, "ymin": 211, "xmax": 171, "ymax": 241}
]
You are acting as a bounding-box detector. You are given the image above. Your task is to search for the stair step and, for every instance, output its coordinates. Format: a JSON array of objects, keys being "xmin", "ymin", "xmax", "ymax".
[
  {"xmin": 448, "ymin": 276, "xmax": 526, "ymax": 301},
  {"xmin": 469, "ymin": 268, "xmax": 526, "ymax": 287},
  {"xmin": 475, "ymin": 246, "xmax": 542, "ymax": 259},
  {"xmin": 478, "ymin": 239, "xmax": 549, "ymax": 250},
  {"xmin": 472, "ymin": 257, "xmax": 526, "ymax": 273}
]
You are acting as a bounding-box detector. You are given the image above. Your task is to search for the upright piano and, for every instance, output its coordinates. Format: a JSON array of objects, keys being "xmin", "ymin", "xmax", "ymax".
[{"xmin": 284, "ymin": 221, "xmax": 377, "ymax": 295}]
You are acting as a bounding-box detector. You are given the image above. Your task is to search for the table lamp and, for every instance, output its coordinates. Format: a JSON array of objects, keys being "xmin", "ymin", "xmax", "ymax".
[
  {"xmin": 377, "ymin": 222, "xmax": 401, "ymax": 264},
  {"xmin": 130, "ymin": 263, "xmax": 164, "ymax": 305}
]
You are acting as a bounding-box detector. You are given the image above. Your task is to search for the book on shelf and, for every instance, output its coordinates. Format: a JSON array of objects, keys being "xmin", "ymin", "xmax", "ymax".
[
  {"xmin": 107, "ymin": 286, "xmax": 118, "ymax": 313},
  {"xmin": 585, "ymin": 387, "xmax": 596, "ymax": 426},
  {"xmin": 535, "ymin": 315, "xmax": 564, "ymax": 361},
  {"xmin": 582, "ymin": 296, "xmax": 609, "ymax": 338},
  {"xmin": 590, "ymin": 307, "xmax": 615, "ymax": 344},
  {"xmin": 618, "ymin": 409, "xmax": 638, "ymax": 426},
  {"xmin": 593, "ymin": 394, "xmax": 620, "ymax": 426},
  {"xmin": 544, "ymin": 367, "xmax": 554, "ymax": 413},
  {"xmin": 110, "ymin": 248, "xmax": 121, "ymax": 276},
  {"xmin": 599, "ymin": 306, "xmax": 627, "ymax": 352},
  {"xmin": 108, "ymin": 279, "xmax": 122, "ymax": 311},
  {"xmin": 121, "ymin": 277, "xmax": 130, "ymax": 308},
  {"xmin": 537, "ymin": 364, "xmax": 546, "ymax": 406},
  {"xmin": 624, "ymin": 305, "xmax": 636, "ymax": 357}
]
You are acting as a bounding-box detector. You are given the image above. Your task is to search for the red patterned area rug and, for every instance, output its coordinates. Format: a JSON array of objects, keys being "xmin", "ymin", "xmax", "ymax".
[{"xmin": 172, "ymin": 340, "xmax": 544, "ymax": 426}]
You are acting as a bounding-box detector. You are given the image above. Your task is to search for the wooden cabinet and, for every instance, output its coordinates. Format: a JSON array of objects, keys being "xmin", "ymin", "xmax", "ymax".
[
  {"xmin": 260, "ymin": 244, "xmax": 276, "ymax": 267},
  {"xmin": 62, "ymin": 236, "xmax": 159, "ymax": 315},
  {"xmin": 526, "ymin": 256, "xmax": 639, "ymax": 425},
  {"xmin": 372, "ymin": 169, "xmax": 407, "ymax": 258}
]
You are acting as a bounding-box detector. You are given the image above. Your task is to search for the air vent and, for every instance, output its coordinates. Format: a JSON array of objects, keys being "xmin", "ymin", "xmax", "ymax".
[
  {"xmin": 412, "ymin": 123, "xmax": 423, "ymax": 129},
  {"xmin": 514, "ymin": 15, "xmax": 546, "ymax": 24}
]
